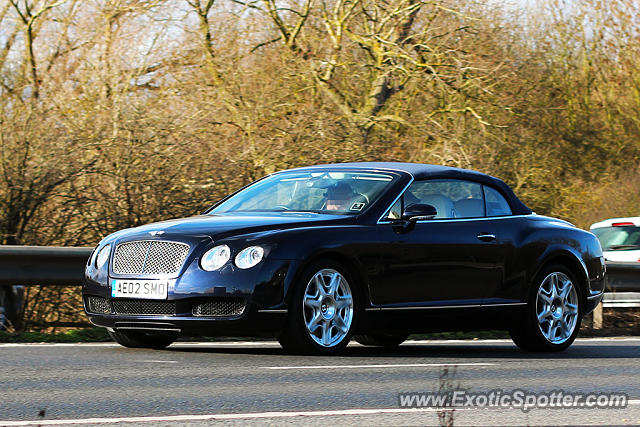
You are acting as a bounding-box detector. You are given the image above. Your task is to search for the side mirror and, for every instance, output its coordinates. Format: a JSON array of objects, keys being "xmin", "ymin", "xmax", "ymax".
[{"xmin": 402, "ymin": 203, "xmax": 437, "ymax": 222}]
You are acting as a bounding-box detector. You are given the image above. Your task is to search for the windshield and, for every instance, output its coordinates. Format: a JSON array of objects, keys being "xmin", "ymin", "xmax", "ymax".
[
  {"xmin": 210, "ymin": 171, "xmax": 396, "ymax": 215},
  {"xmin": 592, "ymin": 226, "xmax": 640, "ymax": 250}
]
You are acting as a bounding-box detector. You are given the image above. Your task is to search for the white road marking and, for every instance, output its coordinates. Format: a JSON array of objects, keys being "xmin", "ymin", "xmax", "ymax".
[
  {"xmin": 0, "ymin": 341, "xmax": 280, "ymax": 348},
  {"xmin": 0, "ymin": 408, "xmax": 462, "ymax": 426},
  {"xmin": 139, "ymin": 360, "xmax": 178, "ymax": 364},
  {"xmin": 570, "ymin": 337, "xmax": 640, "ymax": 342},
  {"xmin": 3, "ymin": 402, "xmax": 640, "ymax": 426},
  {"xmin": 406, "ymin": 337, "xmax": 640, "ymax": 344},
  {"xmin": 404, "ymin": 339, "xmax": 514, "ymax": 344},
  {"xmin": 171, "ymin": 341, "xmax": 281, "ymax": 346},
  {"xmin": 263, "ymin": 362, "xmax": 495, "ymax": 370},
  {"xmin": 0, "ymin": 343, "xmax": 121, "ymax": 348},
  {"xmin": 0, "ymin": 337, "xmax": 638, "ymax": 348}
]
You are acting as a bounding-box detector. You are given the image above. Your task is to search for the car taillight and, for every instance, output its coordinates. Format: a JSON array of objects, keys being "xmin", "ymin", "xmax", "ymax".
[{"xmin": 612, "ymin": 222, "xmax": 635, "ymax": 226}]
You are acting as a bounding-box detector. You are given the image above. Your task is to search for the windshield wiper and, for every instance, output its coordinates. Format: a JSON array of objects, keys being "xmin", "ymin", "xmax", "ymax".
[{"xmin": 606, "ymin": 244, "xmax": 640, "ymax": 250}]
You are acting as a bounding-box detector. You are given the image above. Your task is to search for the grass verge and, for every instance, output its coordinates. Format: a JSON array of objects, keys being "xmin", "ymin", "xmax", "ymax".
[{"xmin": 0, "ymin": 328, "xmax": 111, "ymax": 343}]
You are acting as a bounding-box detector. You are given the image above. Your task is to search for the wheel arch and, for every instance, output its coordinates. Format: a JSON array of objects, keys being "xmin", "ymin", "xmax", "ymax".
[
  {"xmin": 283, "ymin": 250, "xmax": 370, "ymax": 307},
  {"xmin": 531, "ymin": 249, "xmax": 589, "ymax": 306}
]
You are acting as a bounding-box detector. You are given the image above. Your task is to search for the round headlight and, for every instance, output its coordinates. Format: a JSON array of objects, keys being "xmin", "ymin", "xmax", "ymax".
[
  {"xmin": 235, "ymin": 246, "xmax": 264, "ymax": 269},
  {"xmin": 96, "ymin": 244, "xmax": 111, "ymax": 269},
  {"xmin": 201, "ymin": 245, "xmax": 231, "ymax": 271}
]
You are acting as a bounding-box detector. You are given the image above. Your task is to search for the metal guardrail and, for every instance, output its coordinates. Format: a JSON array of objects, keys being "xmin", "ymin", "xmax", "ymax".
[
  {"xmin": 602, "ymin": 292, "xmax": 640, "ymax": 308},
  {"xmin": 0, "ymin": 246, "xmax": 639, "ymax": 305},
  {"xmin": 605, "ymin": 262, "xmax": 640, "ymax": 293},
  {"xmin": 0, "ymin": 246, "xmax": 93, "ymax": 286},
  {"xmin": 599, "ymin": 262, "xmax": 640, "ymax": 309},
  {"xmin": 0, "ymin": 246, "xmax": 636, "ymax": 332}
]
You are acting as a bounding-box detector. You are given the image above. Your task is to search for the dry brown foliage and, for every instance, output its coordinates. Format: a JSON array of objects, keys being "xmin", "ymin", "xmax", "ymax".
[{"xmin": 1, "ymin": 0, "xmax": 639, "ymax": 329}]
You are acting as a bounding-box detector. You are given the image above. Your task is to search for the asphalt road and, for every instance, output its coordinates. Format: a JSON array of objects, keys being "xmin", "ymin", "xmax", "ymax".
[{"xmin": 1, "ymin": 338, "xmax": 640, "ymax": 426}]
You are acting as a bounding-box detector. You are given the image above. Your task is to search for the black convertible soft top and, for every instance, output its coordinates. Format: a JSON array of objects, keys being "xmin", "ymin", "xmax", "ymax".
[{"xmin": 289, "ymin": 162, "xmax": 532, "ymax": 215}]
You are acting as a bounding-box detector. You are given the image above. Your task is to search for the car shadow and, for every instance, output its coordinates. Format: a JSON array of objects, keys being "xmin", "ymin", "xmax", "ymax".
[{"xmin": 165, "ymin": 341, "xmax": 640, "ymax": 360}]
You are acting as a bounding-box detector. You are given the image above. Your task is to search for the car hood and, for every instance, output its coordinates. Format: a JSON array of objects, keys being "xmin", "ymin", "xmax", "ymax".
[{"xmin": 106, "ymin": 213, "xmax": 354, "ymax": 243}]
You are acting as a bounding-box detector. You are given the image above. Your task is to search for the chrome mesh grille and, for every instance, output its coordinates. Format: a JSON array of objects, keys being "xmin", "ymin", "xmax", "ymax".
[
  {"xmin": 192, "ymin": 298, "xmax": 246, "ymax": 317},
  {"xmin": 113, "ymin": 240, "xmax": 189, "ymax": 275},
  {"xmin": 86, "ymin": 296, "xmax": 111, "ymax": 314},
  {"xmin": 144, "ymin": 241, "xmax": 190, "ymax": 275},
  {"xmin": 113, "ymin": 241, "xmax": 150, "ymax": 274},
  {"xmin": 112, "ymin": 299, "xmax": 176, "ymax": 316}
]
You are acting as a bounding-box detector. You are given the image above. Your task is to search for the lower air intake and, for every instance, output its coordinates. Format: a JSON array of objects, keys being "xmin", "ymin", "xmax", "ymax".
[
  {"xmin": 192, "ymin": 298, "xmax": 246, "ymax": 317},
  {"xmin": 86, "ymin": 296, "xmax": 111, "ymax": 314},
  {"xmin": 112, "ymin": 300, "xmax": 176, "ymax": 316}
]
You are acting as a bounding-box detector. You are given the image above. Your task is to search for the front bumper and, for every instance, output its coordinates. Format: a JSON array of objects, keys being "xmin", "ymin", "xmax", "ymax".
[
  {"xmin": 83, "ymin": 258, "xmax": 297, "ymax": 337},
  {"xmin": 86, "ymin": 305, "xmax": 288, "ymax": 336},
  {"xmin": 584, "ymin": 292, "xmax": 604, "ymax": 315}
]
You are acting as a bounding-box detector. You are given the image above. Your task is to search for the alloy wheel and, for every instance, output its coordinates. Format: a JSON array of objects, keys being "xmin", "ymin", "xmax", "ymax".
[
  {"xmin": 302, "ymin": 268, "xmax": 354, "ymax": 347},
  {"xmin": 535, "ymin": 272, "xmax": 579, "ymax": 344}
]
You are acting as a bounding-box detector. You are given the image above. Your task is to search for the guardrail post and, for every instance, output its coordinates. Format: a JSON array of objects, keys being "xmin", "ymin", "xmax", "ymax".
[{"xmin": 592, "ymin": 302, "xmax": 603, "ymax": 329}]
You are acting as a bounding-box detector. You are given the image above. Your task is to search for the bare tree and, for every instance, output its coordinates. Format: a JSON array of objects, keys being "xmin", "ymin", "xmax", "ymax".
[{"xmin": 8, "ymin": 0, "xmax": 68, "ymax": 101}]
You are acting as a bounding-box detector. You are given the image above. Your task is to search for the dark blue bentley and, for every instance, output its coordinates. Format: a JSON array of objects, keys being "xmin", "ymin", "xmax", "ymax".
[{"xmin": 83, "ymin": 163, "xmax": 605, "ymax": 354}]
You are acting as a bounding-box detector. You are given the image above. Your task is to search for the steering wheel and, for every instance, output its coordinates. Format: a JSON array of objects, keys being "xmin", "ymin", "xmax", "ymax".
[
  {"xmin": 272, "ymin": 205, "xmax": 292, "ymax": 211},
  {"xmin": 357, "ymin": 193, "xmax": 370, "ymax": 203}
]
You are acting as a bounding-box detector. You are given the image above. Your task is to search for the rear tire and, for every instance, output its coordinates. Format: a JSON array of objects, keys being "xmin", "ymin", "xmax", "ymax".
[
  {"xmin": 510, "ymin": 264, "xmax": 582, "ymax": 352},
  {"xmin": 279, "ymin": 260, "xmax": 358, "ymax": 355},
  {"xmin": 353, "ymin": 333, "xmax": 409, "ymax": 348},
  {"xmin": 108, "ymin": 330, "xmax": 176, "ymax": 349}
]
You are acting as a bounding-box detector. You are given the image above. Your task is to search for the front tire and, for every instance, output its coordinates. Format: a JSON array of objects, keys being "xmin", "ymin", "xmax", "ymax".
[
  {"xmin": 108, "ymin": 330, "xmax": 176, "ymax": 349},
  {"xmin": 510, "ymin": 264, "xmax": 582, "ymax": 352},
  {"xmin": 279, "ymin": 260, "xmax": 357, "ymax": 355}
]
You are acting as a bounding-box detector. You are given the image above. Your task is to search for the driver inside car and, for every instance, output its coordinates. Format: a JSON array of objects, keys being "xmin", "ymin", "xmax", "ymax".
[{"xmin": 324, "ymin": 182, "xmax": 361, "ymax": 211}]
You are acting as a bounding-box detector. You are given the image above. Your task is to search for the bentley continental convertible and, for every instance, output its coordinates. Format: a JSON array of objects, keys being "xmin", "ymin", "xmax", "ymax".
[{"xmin": 83, "ymin": 162, "xmax": 605, "ymax": 354}]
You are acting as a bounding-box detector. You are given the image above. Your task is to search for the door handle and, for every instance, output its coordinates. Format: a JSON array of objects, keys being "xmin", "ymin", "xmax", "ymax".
[{"xmin": 477, "ymin": 233, "xmax": 496, "ymax": 242}]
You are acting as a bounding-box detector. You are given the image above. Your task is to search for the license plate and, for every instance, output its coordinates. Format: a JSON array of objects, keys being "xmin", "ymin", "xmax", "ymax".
[{"xmin": 111, "ymin": 279, "xmax": 171, "ymax": 299}]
